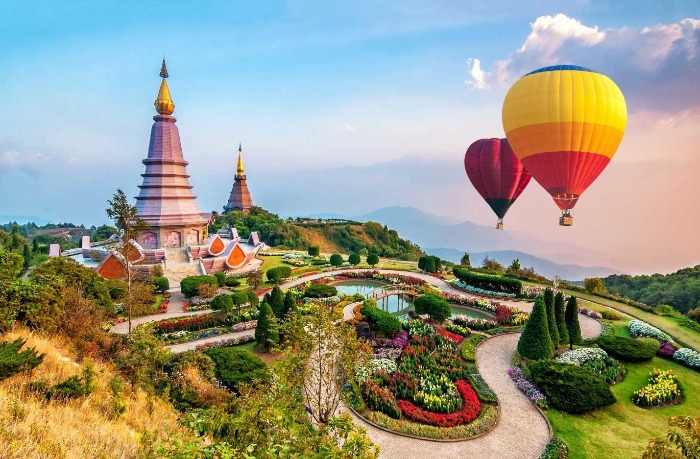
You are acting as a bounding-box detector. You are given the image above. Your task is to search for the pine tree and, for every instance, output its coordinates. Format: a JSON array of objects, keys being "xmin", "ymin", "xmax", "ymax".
[
  {"xmin": 255, "ymin": 302, "xmax": 279, "ymax": 352},
  {"xmin": 32, "ymin": 238, "xmax": 39, "ymax": 254},
  {"xmin": 554, "ymin": 292, "xmax": 569, "ymax": 345},
  {"xmin": 269, "ymin": 286, "xmax": 285, "ymax": 318},
  {"xmin": 544, "ymin": 288, "xmax": 559, "ymax": 346},
  {"xmin": 517, "ymin": 296, "xmax": 554, "ymax": 360},
  {"xmin": 283, "ymin": 290, "xmax": 297, "ymax": 319},
  {"xmin": 22, "ymin": 244, "xmax": 31, "ymax": 269},
  {"xmin": 565, "ymin": 295, "xmax": 582, "ymax": 349}
]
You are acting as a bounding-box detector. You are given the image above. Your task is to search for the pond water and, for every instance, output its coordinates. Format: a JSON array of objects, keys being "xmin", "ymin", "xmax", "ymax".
[{"xmin": 332, "ymin": 280, "xmax": 493, "ymax": 319}]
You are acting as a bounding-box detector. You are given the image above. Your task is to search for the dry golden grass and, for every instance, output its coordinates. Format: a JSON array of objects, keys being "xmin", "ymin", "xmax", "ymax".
[{"xmin": 0, "ymin": 329, "xmax": 189, "ymax": 459}]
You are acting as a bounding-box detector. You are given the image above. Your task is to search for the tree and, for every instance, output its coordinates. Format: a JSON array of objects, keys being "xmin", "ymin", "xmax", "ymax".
[
  {"xmin": 31, "ymin": 238, "xmax": 39, "ymax": 254},
  {"xmin": 507, "ymin": 258, "xmax": 521, "ymax": 275},
  {"xmin": 283, "ymin": 290, "xmax": 297, "ymax": 319},
  {"xmin": 366, "ymin": 253, "xmax": 379, "ymax": 267},
  {"xmin": 584, "ymin": 277, "xmax": 608, "ymax": 295},
  {"xmin": 22, "ymin": 244, "xmax": 32, "ymax": 270},
  {"xmin": 266, "ymin": 266, "xmax": 292, "ymax": 284},
  {"xmin": 268, "ymin": 285, "xmax": 285, "ymax": 318},
  {"xmin": 642, "ymin": 416, "xmax": 700, "ymax": 459},
  {"xmin": 517, "ymin": 296, "xmax": 554, "ymax": 360},
  {"xmin": 10, "ymin": 223, "xmax": 25, "ymax": 250},
  {"xmin": 413, "ymin": 294, "xmax": 451, "ymax": 322},
  {"xmin": 106, "ymin": 188, "xmax": 150, "ymax": 336},
  {"xmin": 247, "ymin": 270, "xmax": 263, "ymax": 291},
  {"xmin": 544, "ymin": 288, "xmax": 559, "ymax": 346},
  {"xmin": 460, "ymin": 252, "xmax": 471, "ymax": 268},
  {"xmin": 482, "ymin": 256, "xmax": 505, "ymax": 273},
  {"xmin": 348, "ymin": 253, "xmax": 361, "ymax": 266},
  {"xmin": 565, "ymin": 295, "xmax": 583, "ymax": 349},
  {"xmin": 0, "ymin": 338, "xmax": 44, "ymax": 382},
  {"xmin": 255, "ymin": 302, "xmax": 279, "ymax": 352},
  {"xmin": 423, "ymin": 256, "xmax": 436, "ymax": 273},
  {"xmin": 0, "ymin": 250, "xmax": 23, "ymax": 280},
  {"xmin": 308, "ymin": 246, "xmax": 320, "ymax": 257},
  {"xmin": 330, "ymin": 253, "xmax": 343, "ymax": 267},
  {"xmin": 554, "ymin": 292, "xmax": 569, "ymax": 345}
]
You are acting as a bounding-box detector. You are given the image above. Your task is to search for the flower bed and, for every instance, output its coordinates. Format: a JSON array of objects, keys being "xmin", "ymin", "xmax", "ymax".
[
  {"xmin": 578, "ymin": 306, "xmax": 602, "ymax": 319},
  {"xmin": 629, "ymin": 319, "xmax": 675, "ymax": 343},
  {"xmin": 657, "ymin": 341, "xmax": 679, "ymax": 359},
  {"xmin": 161, "ymin": 320, "xmax": 257, "ymax": 344},
  {"xmin": 151, "ymin": 296, "xmax": 169, "ymax": 314},
  {"xmin": 436, "ymin": 328, "xmax": 464, "ymax": 344},
  {"xmin": 445, "ymin": 324, "xmax": 471, "ymax": 337},
  {"xmin": 194, "ymin": 333, "xmax": 255, "ymax": 351},
  {"xmin": 556, "ymin": 348, "xmax": 609, "ymax": 366},
  {"xmin": 397, "ymin": 380, "xmax": 481, "ymax": 427},
  {"xmin": 673, "ymin": 347, "xmax": 700, "ymax": 370},
  {"xmin": 461, "ymin": 334, "xmax": 487, "ymax": 362},
  {"xmin": 632, "ymin": 369, "xmax": 681, "ymax": 407},
  {"xmin": 556, "ymin": 347, "xmax": 626, "ymax": 384},
  {"xmin": 507, "ymin": 366, "xmax": 548, "ymax": 409},
  {"xmin": 453, "ymin": 315, "xmax": 498, "ymax": 331}
]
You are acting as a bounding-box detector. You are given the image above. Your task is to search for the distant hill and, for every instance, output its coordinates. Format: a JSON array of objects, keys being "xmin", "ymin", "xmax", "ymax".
[
  {"xmin": 428, "ymin": 247, "xmax": 619, "ymax": 282},
  {"xmin": 0, "ymin": 214, "xmax": 52, "ymax": 226}
]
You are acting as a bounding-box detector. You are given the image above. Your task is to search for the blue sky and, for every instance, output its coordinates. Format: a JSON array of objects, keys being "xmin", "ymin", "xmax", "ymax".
[{"xmin": 1, "ymin": 1, "xmax": 699, "ymax": 272}]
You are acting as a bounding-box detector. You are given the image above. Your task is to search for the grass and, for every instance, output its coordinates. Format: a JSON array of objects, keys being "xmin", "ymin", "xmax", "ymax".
[{"xmin": 546, "ymin": 357, "xmax": 700, "ymax": 458}]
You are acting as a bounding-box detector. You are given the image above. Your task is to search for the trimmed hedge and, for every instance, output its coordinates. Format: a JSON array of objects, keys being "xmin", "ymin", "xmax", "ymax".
[
  {"xmin": 210, "ymin": 294, "xmax": 234, "ymax": 312},
  {"xmin": 414, "ymin": 294, "xmax": 451, "ymax": 322},
  {"xmin": 266, "ymin": 266, "xmax": 292, "ymax": 284},
  {"xmin": 461, "ymin": 334, "xmax": 487, "ymax": 362},
  {"xmin": 360, "ymin": 301, "xmax": 402, "ymax": 337},
  {"xmin": 529, "ymin": 361, "xmax": 616, "ymax": 414},
  {"xmin": 453, "ymin": 267, "xmax": 522, "ymax": 295},
  {"xmin": 153, "ymin": 276, "xmax": 170, "ymax": 293},
  {"xmin": 597, "ymin": 335, "xmax": 660, "ymax": 362},
  {"xmin": 181, "ymin": 275, "xmax": 218, "ymax": 298},
  {"xmin": 203, "ymin": 347, "xmax": 268, "ymax": 391},
  {"xmin": 303, "ymin": 283, "xmax": 338, "ymax": 298},
  {"xmin": 517, "ymin": 297, "xmax": 554, "ymax": 360}
]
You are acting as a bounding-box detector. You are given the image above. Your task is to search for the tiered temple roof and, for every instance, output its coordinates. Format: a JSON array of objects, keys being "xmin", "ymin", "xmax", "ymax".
[{"xmin": 223, "ymin": 144, "xmax": 253, "ymax": 214}]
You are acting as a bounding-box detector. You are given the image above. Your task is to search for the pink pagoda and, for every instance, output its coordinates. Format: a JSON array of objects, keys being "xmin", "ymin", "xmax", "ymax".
[{"xmin": 134, "ymin": 60, "xmax": 210, "ymax": 249}]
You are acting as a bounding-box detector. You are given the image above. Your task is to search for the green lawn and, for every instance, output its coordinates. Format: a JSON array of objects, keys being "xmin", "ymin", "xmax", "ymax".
[{"xmin": 547, "ymin": 357, "xmax": 700, "ymax": 458}]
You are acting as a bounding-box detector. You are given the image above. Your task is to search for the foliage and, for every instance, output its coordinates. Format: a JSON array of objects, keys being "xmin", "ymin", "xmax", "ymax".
[
  {"xmin": 629, "ymin": 319, "xmax": 676, "ymax": 343},
  {"xmin": 366, "ymin": 253, "xmax": 379, "ymax": 267},
  {"xmin": 348, "ymin": 253, "xmax": 361, "ymax": 266},
  {"xmin": 153, "ymin": 276, "xmax": 169, "ymax": 293},
  {"xmin": 597, "ymin": 336, "xmax": 661, "ymax": 362},
  {"xmin": 529, "ymin": 360, "xmax": 616, "ymax": 414},
  {"xmin": 308, "ymin": 245, "xmax": 320, "ymax": 257},
  {"xmin": 565, "ymin": 295, "xmax": 582, "ymax": 347},
  {"xmin": 452, "ymin": 267, "xmax": 522, "ymax": 295},
  {"xmin": 304, "ymin": 283, "xmax": 338, "ymax": 298},
  {"xmin": 0, "ymin": 338, "xmax": 44, "ymax": 381},
  {"xmin": 544, "ymin": 288, "xmax": 560, "ymax": 346},
  {"xmin": 481, "ymin": 256, "xmax": 505, "ymax": 273},
  {"xmin": 554, "ymin": 292, "xmax": 569, "ymax": 345},
  {"xmin": 460, "ymin": 252, "xmax": 471, "ymax": 268},
  {"xmin": 33, "ymin": 257, "xmax": 113, "ymax": 311},
  {"xmin": 413, "ymin": 294, "xmax": 451, "ymax": 322},
  {"xmin": 517, "ymin": 296, "xmax": 554, "ymax": 360},
  {"xmin": 642, "ymin": 416, "xmax": 700, "ymax": 459},
  {"xmin": 330, "ymin": 253, "xmax": 344, "ymax": 267},
  {"xmin": 267, "ymin": 265, "xmax": 292, "ymax": 284},
  {"xmin": 418, "ymin": 255, "xmax": 442, "ymax": 273},
  {"xmin": 361, "ymin": 379, "xmax": 401, "ymax": 418},
  {"xmin": 214, "ymin": 271, "xmax": 226, "ymax": 286},
  {"xmin": 556, "ymin": 347, "xmax": 626, "ymax": 385},
  {"xmin": 508, "ymin": 366, "xmax": 549, "ymax": 409},
  {"xmin": 359, "ymin": 301, "xmax": 402, "ymax": 337},
  {"xmin": 266, "ymin": 285, "xmax": 285, "ymax": 318},
  {"xmin": 246, "ymin": 270, "xmax": 264, "ymax": 290},
  {"xmin": 203, "ymin": 347, "xmax": 268, "ymax": 391},
  {"xmin": 633, "ymin": 368, "xmax": 682, "ymax": 407},
  {"xmin": 180, "ymin": 275, "xmax": 218, "ymax": 298},
  {"xmin": 210, "ymin": 294, "xmax": 234, "ymax": 312},
  {"xmin": 461, "ymin": 334, "xmax": 487, "ymax": 362},
  {"xmin": 254, "ymin": 303, "xmax": 279, "ymax": 352},
  {"xmin": 584, "ymin": 277, "xmax": 608, "ymax": 295},
  {"xmin": 539, "ymin": 437, "xmax": 569, "ymax": 459}
]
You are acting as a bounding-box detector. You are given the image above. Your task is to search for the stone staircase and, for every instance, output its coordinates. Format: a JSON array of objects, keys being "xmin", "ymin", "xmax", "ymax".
[{"xmin": 164, "ymin": 249, "xmax": 202, "ymax": 287}]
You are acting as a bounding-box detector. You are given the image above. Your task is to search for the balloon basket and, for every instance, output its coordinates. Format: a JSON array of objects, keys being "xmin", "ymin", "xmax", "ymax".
[
  {"xmin": 559, "ymin": 215, "xmax": 573, "ymax": 226},
  {"xmin": 496, "ymin": 220, "xmax": 504, "ymax": 230}
]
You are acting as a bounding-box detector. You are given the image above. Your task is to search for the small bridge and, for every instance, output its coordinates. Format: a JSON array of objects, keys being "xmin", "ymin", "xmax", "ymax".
[{"xmin": 367, "ymin": 284, "xmax": 421, "ymax": 301}]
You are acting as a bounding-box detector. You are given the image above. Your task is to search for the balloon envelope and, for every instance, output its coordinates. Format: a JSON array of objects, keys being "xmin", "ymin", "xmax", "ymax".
[
  {"xmin": 502, "ymin": 65, "xmax": 627, "ymax": 212},
  {"xmin": 464, "ymin": 138, "xmax": 532, "ymax": 222}
]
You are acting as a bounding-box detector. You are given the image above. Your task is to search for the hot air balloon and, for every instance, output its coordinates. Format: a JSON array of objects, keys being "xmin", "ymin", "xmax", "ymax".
[
  {"xmin": 502, "ymin": 65, "xmax": 627, "ymax": 226},
  {"xmin": 464, "ymin": 138, "xmax": 532, "ymax": 230}
]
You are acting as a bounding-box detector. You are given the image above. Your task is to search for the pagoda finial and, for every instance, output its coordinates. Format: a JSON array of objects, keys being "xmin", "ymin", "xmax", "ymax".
[
  {"xmin": 154, "ymin": 59, "xmax": 175, "ymax": 115},
  {"xmin": 159, "ymin": 57, "xmax": 169, "ymax": 78},
  {"xmin": 236, "ymin": 144, "xmax": 245, "ymax": 177}
]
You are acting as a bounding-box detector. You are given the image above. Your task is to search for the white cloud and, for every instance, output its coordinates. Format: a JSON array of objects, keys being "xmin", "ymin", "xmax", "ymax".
[
  {"xmin": 465, "ymin": 14, "xmax": 700, "ymax": 113},
  {"xmin": 344, "ymin": 123, "xmax": 356, "ymax": 132},
  {"xmin": 0, "ymin": 151, "xmax": 46, "ymax": 169}
]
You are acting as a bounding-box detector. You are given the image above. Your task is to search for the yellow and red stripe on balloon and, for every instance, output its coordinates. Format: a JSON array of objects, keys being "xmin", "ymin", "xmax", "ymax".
[{"xmin": 502, "ymin": 65, "xmax": 627, "ymax": 210}]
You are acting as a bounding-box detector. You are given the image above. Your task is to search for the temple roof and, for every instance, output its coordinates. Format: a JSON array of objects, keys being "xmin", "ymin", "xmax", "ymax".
[
  {"xmin": 154, "ymin": 59, "xmax": 175, "ymax": 115},
  {"xmin": 236, "ymin": 143, "xmax": 245, "ymax": 177}
]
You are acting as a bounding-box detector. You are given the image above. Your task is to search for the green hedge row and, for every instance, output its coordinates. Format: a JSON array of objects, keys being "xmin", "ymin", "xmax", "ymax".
[
  {"xmin": 181, "ymin": 275, "xmax": 218, "ymax": 298},
  {"xmin": 453, "ymin": 267, "xmax": 522, "ymax": 295},
  {"xmin": 359, "ymin": 301, "xmax": 402, "ymax": 337},
  {"xmin": 597, "ymin": 336, "xmax": 660, "ymax": 362}
]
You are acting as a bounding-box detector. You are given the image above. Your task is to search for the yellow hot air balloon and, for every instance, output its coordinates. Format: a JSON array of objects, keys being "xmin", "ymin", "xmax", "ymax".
[{"xmin": 502, "ymin": 65, "xmax": 627, "ymax": 226}]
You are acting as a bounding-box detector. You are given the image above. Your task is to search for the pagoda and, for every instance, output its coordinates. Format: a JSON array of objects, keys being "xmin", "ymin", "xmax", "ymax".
[
  {"xmin": 134, "ymin": 59, "xmax": 210, "ymax": 249},
  {"xmin": 223, "ymin": 144, "xmax": 253, "ymax": 214}
]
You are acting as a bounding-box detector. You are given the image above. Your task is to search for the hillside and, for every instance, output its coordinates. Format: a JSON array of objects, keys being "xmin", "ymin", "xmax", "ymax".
[{"xmin": 212, "ymin": 206, "xmax": 424, "ymax": 260}]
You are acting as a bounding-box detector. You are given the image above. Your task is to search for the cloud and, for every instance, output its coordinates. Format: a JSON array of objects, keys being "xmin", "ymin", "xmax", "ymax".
[
  {"xmin": 344, "ymin": 123, "xmax": 356, "ymax": 132},
  {"xmin": 0, "ymin": 150, "xmax": 46, "ymax": 173},
  {"xmin": 466, "ymin": 14, "xmax": 700, "ymax": 113}
]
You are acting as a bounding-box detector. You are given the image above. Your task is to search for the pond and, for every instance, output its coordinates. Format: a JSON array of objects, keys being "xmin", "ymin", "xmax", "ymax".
[{"xmin": 331, "ymin": 280, "xmax": 493, "ymax": 320}]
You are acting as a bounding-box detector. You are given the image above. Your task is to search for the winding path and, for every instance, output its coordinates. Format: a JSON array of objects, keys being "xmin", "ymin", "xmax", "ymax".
[{"xmin": 109, "ymin": 268, "xmax": 603, "ymax": 458}]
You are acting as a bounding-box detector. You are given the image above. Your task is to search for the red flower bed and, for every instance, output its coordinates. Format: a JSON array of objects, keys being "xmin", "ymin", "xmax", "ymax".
[
  {"xmin": 151, "ymin": 297, "xmax": 169, "ymax": 314},
  {"xmin": 494, "ymin": 305, "xmax": 514, "ymax": 324},
  {"xmin": 436, "ymin": 328, "xmax": 464, "ymax": 344},
  {"xmin": 397, "ymin": 380, "xmax": 481, "ymax": 427}
]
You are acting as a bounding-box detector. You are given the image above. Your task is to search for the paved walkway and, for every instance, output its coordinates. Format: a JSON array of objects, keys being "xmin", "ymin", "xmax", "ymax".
[{"xmin": 167, "ymin": 329, "xmax": 255, "ymax": 353}]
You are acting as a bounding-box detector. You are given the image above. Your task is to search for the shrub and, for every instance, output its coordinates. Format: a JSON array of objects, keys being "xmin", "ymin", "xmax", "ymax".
[
  {"xmin": 366, "ymin": 253, "xmax": 379, "ymax": 267},
  {"xmin": 601, "ymin": 309, "xmax": 623, "ymax": 320},
  {"xmin": 48, "ymin": 376, "xmax": 85, "ymax": 400},
  {"xmin": 452, "ymin": 267, "xmax": 522, "ymax": 295},
  {"xmin": 348, "ymin": 253, "xmax": 361, "ymax": 266},
  {"xmin": 329, "ymin": 253, "xmax": 344, "ymax": 267},
  {"xmin": 266, "ymin": 266, "xmax": 292, "ymax": 284},
  {"xmin": 632, "ymin": 368, "xmax": 681, "ymax": 407},
  {"xmin": 308, "ymin": 246, "xmax": 320, "ymax": 257},
  {"xmin": 673, "ymin": 348, "xmax": 700, "ymax": 370},
  {"xmin": 203, "ymin": 347, "xmax": 268, "ymax": 391},
  {"xmin": 529, "ymin": 361, "xmax": 616, "ymax": 414},
  {"xmin": 629, "ymin": 319, "xmax": 675, "ymax": 343},
  {"xmin": 214, "ymin": 271, "xmax": 226, "ymax": 286},
  {"xmin": 597, "ymin": 336, "xmax": 660, "ymax": 362},
  {"xmin": 210, "ymin": 294, "xmax": 234, "ymax": 312},
  {"xmin": 198, "ymin": 283, "xmax": 218, "ymax": 298},
  {"xmin": 254, "ymin": 303, "xmax": 279, "ymax": 352},
  {"xmin": 303, "ymin": 283, "xmax": 338, "ymax": 298},
  {"xmin": 556, "ymin": 347, "xmax": 626, "ymax": 385},
  {"xmin": 0, "ymin": 338, "xmax": 44, "ymax": 381},
  {"xmin": 540, "ymin": 437, "xmax": 569, "ymax": 459},
  {"xmin": 657, "ymin": 341, "xmax": 679, "ymax": 359},
  {"xmin": 153, "ymin": 276, "xmax": 170, "ymax": 293},
  {"xmin": 414, "ymin": 294, "xmax": 451, "ymax": 322},
  {"xmin": 565, "ymin": 296, "xmax": 582, "ymax": 347},
  {"xmin": 224, "ymin": 277, "xmax": 241, "ymax": 288},
  {"xmin": 554, "ymin": 292, "xmax": 569, "ymax": 346},
  {"xmin": 245, "ymin": 290, "xmax": 259, "ymax": 307},
  {"xmin": 180, "ymin": 275, "xmax": 218, "ymax": 298},
  {"xmin": 361, "ymin": 379, "xmax": 401, "ymax": 419},
  {"xmin": 544, "ymin": 289, "xmax": 559, "ymax": 346},
  {"xmin": 517, "ymin": 297, "xmax": 554, "ymax": 360},
  {"xmin": 461, "ymin": 334, "xmax": 487, "ymax": 362},
  {"xmin": 360, "ymin": 302, "xmax": 402, "ymax": 337}
]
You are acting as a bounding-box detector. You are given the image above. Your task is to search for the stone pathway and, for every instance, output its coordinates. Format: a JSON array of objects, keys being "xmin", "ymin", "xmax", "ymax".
[{"xmin": 167, "ymin": 329, "xmax": 255, "ymax": 353}]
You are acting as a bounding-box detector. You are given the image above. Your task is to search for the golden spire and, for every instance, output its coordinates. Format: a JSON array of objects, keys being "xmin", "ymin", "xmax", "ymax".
[
  {"xmin": 236, "ymin": 143, "xmax": 245, "ymax": 177},
  {"xmin": 154, "ymin": 58, "xmax": 175, "ymax": 115}
]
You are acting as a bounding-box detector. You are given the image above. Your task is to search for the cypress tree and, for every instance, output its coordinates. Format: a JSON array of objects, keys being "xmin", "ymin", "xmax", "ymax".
[
  {"xmin": 255, "ymin": 302, "xmax": 279, "ymax": 352},
  {"xmin": 517, "ymin": 296, "xmax": 554, "ymax": 360},
  {"xmin": 283, "ymin": 290, "xmax": 296, "ymax": 320},
  {"xmin": 22, "ymin": 244, "xmax": 32, "ymax": 269},
  {"xmin": 565, "ymin": 295, "xmax": 582, "ymax": 349},
  {"xmin": 554, "ymin": 292, "xmax": 569, "ymax": 345},
  {"xmin": 32, "ymin": 238, "xmax": 39, "ymax": 254},
  {"xmin": 269, "ymin": 285, "xmax": 285, "ymax": 318},
  {"xmin": 544, "ymin": 288, "xmax": 559, "ymax": 346}
]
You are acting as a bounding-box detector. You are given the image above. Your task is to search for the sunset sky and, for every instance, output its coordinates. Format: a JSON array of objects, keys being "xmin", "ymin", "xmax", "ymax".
[{"xmin": 1, "ymin": 1, "xmax": 698, "ymax": 274}]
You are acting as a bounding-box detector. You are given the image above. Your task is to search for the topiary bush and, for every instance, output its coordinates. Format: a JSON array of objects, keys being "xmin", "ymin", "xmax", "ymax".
[
  {"xmin": 214, "ymin": 271, "xmax": 226, "ymax": 286},
  {"xmin": 360, "ymin": 301, "xmax": 402, "ymax": 337},
  {"xmin": 153, "ymin": 276, "xmax": 170, "ymax": 293},
  {"xmin": 529, "ymin": 360, "xmax": 616, "ymax": 414},
  {"xmin": 597, "ymin": 336, "xmax": 660, "ymax": 362},
  {"xmin": 452, "ymin": 267, "xmax": 522, "ymax": 294},
  {"xmin": 181, "ymin": 275, "xmax": 218, "ymax": 298},
  {"xmin": 210, "ymin": 294, "xmax": 234, "ymax": 312},
  {"xmin": 266, "ymin": 266, "xmax": 292, "ymax": 284},
  {"xmin": 414, "ymin": 294, "xmax": 451, "ymax": 322},
  {"xmin": 0, "ymin": 338, "xmax": 44, "ymax": 382},
  {"xmin": 203, "ymin": 347, "xmax": 269, "ymax": 391},
  {"xmin": 517, "ymin": 296, "xmax": 554, "ymax": 360},
  {"xmin": 303, "ymin": 283, "xmax": 338, "ymax": 298}
]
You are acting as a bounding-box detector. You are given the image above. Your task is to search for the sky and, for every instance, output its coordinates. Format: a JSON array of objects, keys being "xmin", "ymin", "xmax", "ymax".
[{"xmin": 0, "ymin": 1, "xmax": 699, "ymax": 274}]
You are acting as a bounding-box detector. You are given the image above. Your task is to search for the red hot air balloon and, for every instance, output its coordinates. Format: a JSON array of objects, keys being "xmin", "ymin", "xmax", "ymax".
[{"xmin": 464, "ymin": 138, "xmax": 532, "ymax": 230}]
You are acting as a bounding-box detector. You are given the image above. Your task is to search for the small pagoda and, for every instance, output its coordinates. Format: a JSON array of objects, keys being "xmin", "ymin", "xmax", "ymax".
[
  {"xmin": 134, "ymin": 59, "xmax": 210, "ymax": 248},
  {"xmin": 223, "ymin": 144, "xmax": 253, "ymax": 214}
]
